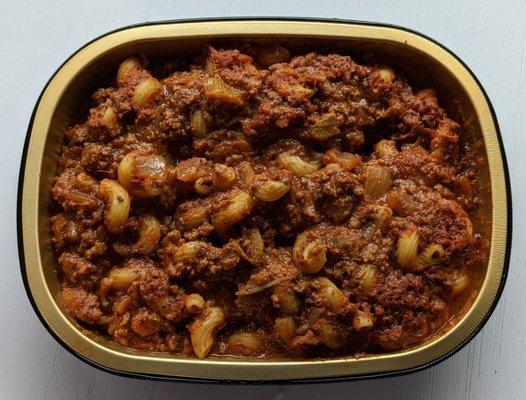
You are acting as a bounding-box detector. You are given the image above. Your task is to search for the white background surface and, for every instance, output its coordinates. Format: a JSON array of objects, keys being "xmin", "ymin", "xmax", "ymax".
[{"xmin": 1, "ymin": 1, "xmax": 524, "ymax": 399}]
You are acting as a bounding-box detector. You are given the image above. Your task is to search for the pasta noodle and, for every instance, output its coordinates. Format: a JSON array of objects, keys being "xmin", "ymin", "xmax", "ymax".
[
  {"xmin": 101, "ymin": 106, "xmax": 118, "ymax": 130},
  {"xmin": 177, "ymin": 202, "xmax": 211, "ymax": 230},
  {"xmin": 418, "ymin": 244, "xmax": 447, "ymax": 266},
  {"xmin": 272, "ymin": 285, "xmax": 301, "ymax": 315},
  {"xmin": 99, "ymin": 179, "xmax": 130, "ymax": 233},
  {"xmin": 378, "ymin": 67, "xmax": 395, "ymax": 83},
  {"xmin": 277, "ymin": 153, "xmax": 320, "ymax": 175},
  {"xmin": 189, "ymin": 307, "xmax": 225, "ymax": 359},
  {"xmin": 396, "ymin": 229, "xmax": 419, "ymax": 271},
  {"xmin": 275, "ymin": 317, "xmax": 297, "ymax": 342},
  {"xmin": 173, "ymin": 241, "xmax": 208, "ymax": 263},
  {"xmin": 190, "ymin": 110, "xmax": 210, "ymax": 138},
  {"xmin": 117, "ymin": 56, "xmax": 141, "ymax": 86},
  {"xmin": 114, "ymin": 215, "xmax": 161, "ymax": 256},
  {"xmin": 118, "ymin": 151, "xmax": 167, "ymax": 198},
  {"xmin": 324, "ymin": 149, "xmax": 362, "ymax": 170},
  {"xmin": 360, "ymin": 265, "xmax": 377, "ymax": 296},
  {"xmin": 364, "ymin": 165, "xmax": 392, "ymax": 198},
  {"xmin": 108, "ymin": 267, "xmax": 137, "ymax": 290},
  {"xmin": 314, "ymin": 277, "xmax": 346, "ymax": 313},
  {"xmin": 225, "ymin": 333, "xmax": 263, "ymax": 356},
  {"xmin": 451, "ymin": 273, "xmax": 470, "ymax": 297},
  {"xmin": 374, "ymin": 140, "xmax": 398, "ymax": 158},
  {"xmin": 185, "ymin": 294, "xmax": 205, "ymax": 314},
  {"xmin": 256, "ymin": 46, "xmax": 291, "ymax": 67},
  {"xmin": 132, "ymin": 77, "xmax": 162, "ymax": 107},
  {"xmin": 293, "ymin": 230, "xmax": 327, "ymax": 274},
  {"xmin": 254, "ymin": 179, "xmax": 290, "ymax": 202},
  {"xmin": 353, "ymin": 310, "xmax": 374, "ymax": 331},
  {"xmin": 236, "ymin": 162, "xmax": 255, "ymax": 188},
  {"xmin": 211, "ymin": 190, "xmax": 254, "ymax": 230},
  {"xmin": 313, "ymin": 319, "xmax": 344, "ymax": 349},
  {"xmin": 213, "ymin": 164, "xmax": 236, "ymax": 191}
]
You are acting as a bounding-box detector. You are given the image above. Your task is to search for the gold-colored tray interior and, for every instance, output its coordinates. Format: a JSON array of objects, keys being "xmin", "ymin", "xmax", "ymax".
[{"xmin": 20, "ymin": 20, "xmax": 508, "ymax": 381}]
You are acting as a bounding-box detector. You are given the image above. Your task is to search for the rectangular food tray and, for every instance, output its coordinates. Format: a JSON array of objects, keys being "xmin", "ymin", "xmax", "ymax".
[{"xmin": 17, "ymin": 18, "xmax": 511, "ymax": 382}]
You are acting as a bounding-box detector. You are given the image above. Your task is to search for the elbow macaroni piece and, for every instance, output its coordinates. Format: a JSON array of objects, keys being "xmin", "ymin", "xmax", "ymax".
[
  {"xmin": 134, "ymin": 215, "xmax": 162, "ymax": 254},
  {"xmin": 114, "ymin": 215, "xmax": 161, "ymax": 256},
  {"xmin": 254, "ymin": 180, "xmax": 290, "ymax": 202},
  {"xmin": 101, "ymin": 105, "xmax": 118, "ymax": 130},
  {"xmin": 194, "ymin": 177, "xmax": 214, "ymax": 195},
  {"xmin": 174, "ymin": 157, "xmax": 211, "ymax": 183},
  {"xmin": 211, "ymin": 190, "xmax": 254, "ymax": 230},
  {"xmin": 256, "ymin": 46, "xmax": 291, "ymax": 67},
  {"xmin": 185, "ymin": 294, "xmax": 205, "ymax": 314},
  {"xmin": 314, "ymin": 277, "xmax": 346, "ymax": 313},
  {"xmin": 353, "ymin": 310, "xmax": 374, "ymax": 331},
  {"xmin": 173, "ymin": 241, "xmax": 208, "ymax": 263},
  {"xmin": 225, "ymin": 333, "xmax": 263, "ymax": 356},
  {"xmin": 378, "ymin": 67, "xmax": 395, "ymax": 83},
  {"xmin": 236, "ymin": 162, "xmax": 255, "ymax": 188},
  {"xmin": 190, "ymin": 110, "xmax": 210, "ymax": 138},
  {"xmin": 451, "ymin": 272, "xmax": 470, "ymax": 297},
  {"xmin": 375, "ymin": 140, "xmax": 398, "ymax": 159},
  {"xmin": 99, "ymin": 179, "xmax": 130, "ymax": 233},
  {"xmin": 272, "ymin": 285, "xmax": 301, "ymax": 315},
  {"xmin": 324, "ymin": 150, "xmax": 362, "ymax": 170},
  {"xmin": 277, "ymin": 153, "xmax": 320, "ymax": 175},
  {"xmin": 313, "ymin": 319, "xmax": 344, "ymax": 349},
  {"xmin": 275, "ymin": 316, "xmax": 297, "ymax": 342},
  {"xmin": 203, "ymin": 77, "xmax": 244, "ymax": 106},
  {"xmin": 213, "ymin": 164, "xmax": 236, "ymax": 191},
  {"xmin": 108, "ymin": 267, "xmax": 137, "ymax": 290},
  {"xmin": 132, "ymin": 77, "xmax": 162, "ymax": 107},
  {"xmin": 419, "ymin": 244, "xmax": 447, "ymax": 266},
  {"xmin": 293, "ymin": 230, "xmax": 327, "ymax": 274},
  {"xmin": 396, "ymin": 229, "xmax": 419, "ymax": 271},
  {"xmin": 177, "ymin": 203, "xmax": 211, "ymax": 230},
  {"xmin": 360, "ymin": 265, "xmax": 377, "ymax": 296},
  {"xmin": 118, "ymin": 151, "xmax": 167, "ymax": 198},
  {"xmin": 371, "ymin": 205, "xmax": 393, "ymax": 230},
  {"xmin": 364, "ymin": 165, "xmax": 392, "ymax": 198},
  {"xmin": 117, "ymin": 57, "xmax": 141, "ymax": 86},
  {"xmin": 189, "ymin": 307, "xmax": 225, "ymax": 359}
]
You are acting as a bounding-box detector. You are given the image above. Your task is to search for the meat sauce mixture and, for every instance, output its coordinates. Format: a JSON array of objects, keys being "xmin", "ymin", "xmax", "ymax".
[{"xmin": 50, "ymin": 45, "xmax": 486, "ymax": 359}]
